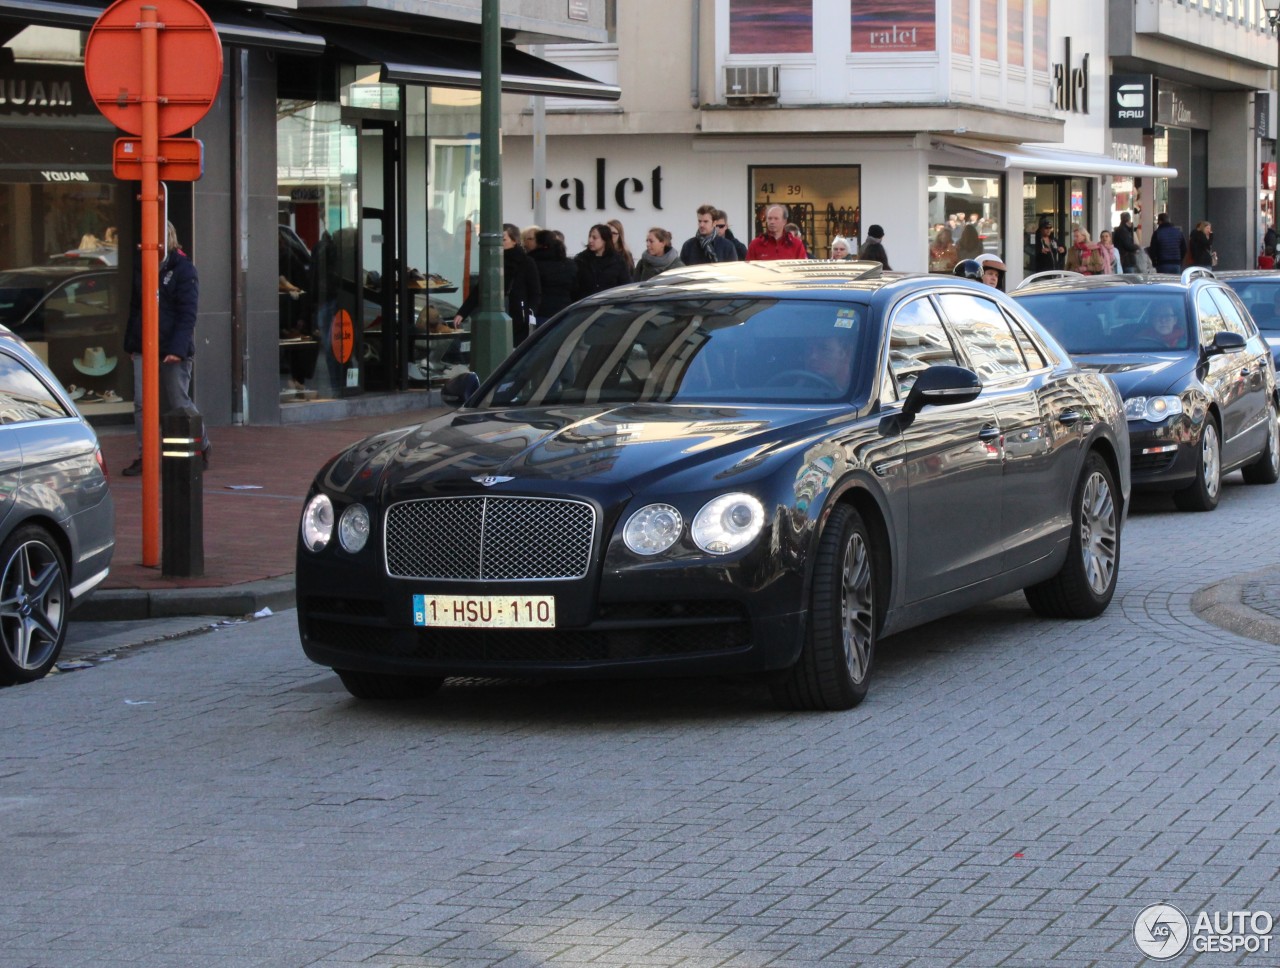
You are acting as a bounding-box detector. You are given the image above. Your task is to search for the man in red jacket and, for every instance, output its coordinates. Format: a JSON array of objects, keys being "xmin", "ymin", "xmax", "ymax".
[{"xmin": 746, "ymin": 204, "xmax": 808, "ymax": 261}]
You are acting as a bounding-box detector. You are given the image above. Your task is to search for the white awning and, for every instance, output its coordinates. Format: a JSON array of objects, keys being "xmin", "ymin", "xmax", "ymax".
[{"xmin": 935, "ymin": 137, "xmax": 1178, "ymax": 178}]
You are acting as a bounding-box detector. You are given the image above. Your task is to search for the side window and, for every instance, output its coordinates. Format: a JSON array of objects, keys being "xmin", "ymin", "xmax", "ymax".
[
  {"xmin": 1002, "ymin": 308, "xmax": 1048, "ymax": 368},
  {"xmin": 938, "ymin": 292, "xmax": 1028, "ymax": 378},
  {"xmin": 1209, "ymin": 288, "xmax": 1254, "ymax": 338},
  {"xmin": 0, "ymin": 351, "xmax": 70, "ymax": 423},
  {"xmin": 1196, "ymin": 290, "xmax": 1226, "ymax": 346},
  {"xmin": 885, "ymin": 297, "xmax": 959, "ymax": 400}
]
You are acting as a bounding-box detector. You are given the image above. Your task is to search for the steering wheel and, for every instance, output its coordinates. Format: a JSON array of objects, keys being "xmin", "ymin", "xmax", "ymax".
[
  {"xmin": 1128, "ymin": 334, "xmax": 1171, "ymax": 349},
  {"xmin": 765, "ymin": 368, "xmax": 840, "ymax": 392}
]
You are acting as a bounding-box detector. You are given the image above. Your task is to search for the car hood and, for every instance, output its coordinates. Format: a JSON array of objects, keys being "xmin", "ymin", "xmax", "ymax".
[
  {"xmin": 1070, "ymin": 353, "xmax": 1193, "ymax": 398},
  {"xmin": 316, "ymin": 403, "xmax": 845, "ymax": 500}
]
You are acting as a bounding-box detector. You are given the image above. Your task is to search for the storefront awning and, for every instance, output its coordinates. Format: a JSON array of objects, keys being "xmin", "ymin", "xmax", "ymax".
[
  {"xmin": 305, "ymin": 25, "xmax": 621, "ymax": 101},
  {"xmin": 935, "ymin": 137, "xmax": 1178, "ymax": 179},
  {"xmin": 0, "ymin": 0, "xmax": 326, "ymax": 54}
]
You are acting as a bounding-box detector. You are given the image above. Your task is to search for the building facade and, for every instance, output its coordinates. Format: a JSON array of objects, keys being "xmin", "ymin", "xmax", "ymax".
[
  {"xmin": 0, "ymin": 0, "xmax": 617, "ymax": 429},
  {"xmin": 501, "ymin": 0, "xmax": 1275, "ymax": 288}
]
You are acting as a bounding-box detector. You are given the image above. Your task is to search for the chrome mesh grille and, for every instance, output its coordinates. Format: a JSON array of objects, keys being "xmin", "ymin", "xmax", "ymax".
[{"xmin": 385, "ymin": 496, "xmax": 596, "ymax": 581}]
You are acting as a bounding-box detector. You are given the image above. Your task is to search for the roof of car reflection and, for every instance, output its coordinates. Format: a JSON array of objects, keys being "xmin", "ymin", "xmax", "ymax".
[{"xmin": 629, "ymin": 259, "xmax": 894, "ymax": 294}]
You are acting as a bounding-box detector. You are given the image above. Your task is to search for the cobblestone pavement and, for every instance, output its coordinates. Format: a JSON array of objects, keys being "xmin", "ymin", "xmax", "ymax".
[{"xmin": 2, "ymin": 476, "xmax": 1279, "ymax": 967}]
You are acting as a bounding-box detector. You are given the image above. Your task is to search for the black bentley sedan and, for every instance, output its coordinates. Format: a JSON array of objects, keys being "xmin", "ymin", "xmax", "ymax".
[
  {"xmin": 1013, "ymin": 268, "xmax": 1279, "ymax": 512},
  {"xmin": 297, "ymin": 261, "xmax": 1130, "ymax": 711}
]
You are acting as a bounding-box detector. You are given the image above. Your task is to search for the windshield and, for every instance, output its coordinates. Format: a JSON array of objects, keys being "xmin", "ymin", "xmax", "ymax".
[
  {"xmin": 1017, "ymin": 291, "xmax": 1190, "ymax": 353},
  {"xmin": 1224, "ymin": 281, "xmax": 1280, "ymax": 332},
  {"xmin": 478, "ymin": 296, "xmax": 869, "ymax": 408}
]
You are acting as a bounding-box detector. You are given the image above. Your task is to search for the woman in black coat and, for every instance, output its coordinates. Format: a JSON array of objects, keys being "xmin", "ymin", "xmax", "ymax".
[
  {"xmin": 452, "ymin": 223, "xmax": 541, "ymax": 343},
  {"xmin": 528, "ymin": 229, "xmax": 577, "ymax": 323},
  {"xmin": 1189, "ymin": 221, "xmax": 1216, "ymax": 268},
  {"xmin": 574, "ymin": 223, "xmax": 631, "ymax": 299}
]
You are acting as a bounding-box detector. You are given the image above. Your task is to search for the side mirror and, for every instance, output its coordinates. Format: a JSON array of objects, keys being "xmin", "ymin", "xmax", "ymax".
[
  {"xmin": 1205, "ymin": 330, "xmax": 1246, "ymax": 356},
  {"xmin": 902, "ymin": 365, "xmax": 983, "ymax": 419},
  {"xmin": 440, "ymin": 370, "xmax": 480, "ymax": 406}
]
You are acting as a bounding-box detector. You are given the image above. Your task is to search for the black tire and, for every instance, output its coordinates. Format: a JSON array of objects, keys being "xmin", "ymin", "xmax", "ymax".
[
  {"xmin": 335, "ymin": 669, "xmax": 445, "ymax": 700},
  {"xmin": 1173, "ymin": 418, "xmax": 1221, "ymax": 511},
  {"xmin": 1242, "ymin": 400, "xmax": 1280, "ymax": 485},
  {"xmin": 772, "ymin": 504, "xmax": 876, "ymax": 711},
  {"xmin": 0, "ymin": 525, "xmax": 70, "ymax": 686},
  {"xmin": 1025, "ymin": 452, "xmax": 1120, "ymax": 619}
]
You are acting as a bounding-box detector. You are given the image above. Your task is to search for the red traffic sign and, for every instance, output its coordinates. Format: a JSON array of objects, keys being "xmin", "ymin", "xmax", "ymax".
[
  {"xmin": 84, "ymin": 0, "xmax": 223, "ymax": 138},
  {"xmin": 113, "ymin": 137, "xmax": 204, "ymax": 181}
]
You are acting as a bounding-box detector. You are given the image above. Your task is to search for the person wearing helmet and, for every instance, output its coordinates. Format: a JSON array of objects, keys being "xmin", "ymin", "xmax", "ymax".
[
  {"xmin": 972, "ymin": 253, "xmax": 1007, "ymax": 290},
  {"xmin": 953, "ymin": 259, "xmax": 984, "ymax": 282}
]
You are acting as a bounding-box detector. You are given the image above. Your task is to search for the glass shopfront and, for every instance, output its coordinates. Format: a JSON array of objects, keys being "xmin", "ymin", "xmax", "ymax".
[
  {"xmin": 276, "ymin": 57, "xmax": 480, "ymax": 403},
  {"xmin": 1020, "ymin": 174, "xmax": 1090, "ymax": 273},
  {"xmin": 0, "ymin": 25, "xmax": 132, "ymax": 418},
  {"xmin": 748, "ymin": 165, "xmax": 860, "ymax": 259},
  {"xmin": 926, "ymin": 170, "xmax": 1003, "ymax": 272}
]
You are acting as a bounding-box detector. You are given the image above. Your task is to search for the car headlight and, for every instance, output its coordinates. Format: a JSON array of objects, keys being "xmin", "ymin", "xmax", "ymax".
[
  {"xmin": 623, "ymin": 503, "xmax": 683, "ymax": 555},
  {"xmin": 1125, "ymin": 395, "xmax": 1184, "ymax": 422},
  {"xmin": 338, "ymin": 503, "xmax": 371, "ymax": 553},
  {"xmin": 692, "ymin": 493, "xmax": 765, "ymax": 555},
  {"xmin": 301, "ymin": 494, "xmax": 334, "ymax": 552}
]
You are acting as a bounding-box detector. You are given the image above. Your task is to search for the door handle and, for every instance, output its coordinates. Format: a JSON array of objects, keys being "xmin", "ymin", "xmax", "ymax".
[{"xmin": 1058, "ymin": 409, "xmax": 1083, "ymax": 426}]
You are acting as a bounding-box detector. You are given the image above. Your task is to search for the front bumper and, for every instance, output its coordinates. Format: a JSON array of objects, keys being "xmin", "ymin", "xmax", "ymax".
[{"xmin": 1127, "ymin": 415, "xmax": 1201, "ymax": 489}]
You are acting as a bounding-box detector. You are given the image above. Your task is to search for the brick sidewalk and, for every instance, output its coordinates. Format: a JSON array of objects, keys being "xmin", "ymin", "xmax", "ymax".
[{"xmin": 95, "ymin": 408, "xmax": 450, "ymax": 592}]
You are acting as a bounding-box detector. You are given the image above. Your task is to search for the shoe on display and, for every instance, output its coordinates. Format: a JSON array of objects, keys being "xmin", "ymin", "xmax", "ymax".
[
  {"xmin": 122, "ymin": 458, "xmax": 142, "ymax": 477},
  {"xmin": 101, "ymin": 390, "xmax": 122, "ymax": 403},
  {"xmin": 66, "ymin": 384, "xmax": 85, "ymax": 400}
]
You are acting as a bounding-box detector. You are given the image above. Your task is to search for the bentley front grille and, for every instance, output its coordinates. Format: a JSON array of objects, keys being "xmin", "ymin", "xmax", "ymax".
[{"xmin": 384, "ymin": 496, "xmax": 596, "ymax": 581}]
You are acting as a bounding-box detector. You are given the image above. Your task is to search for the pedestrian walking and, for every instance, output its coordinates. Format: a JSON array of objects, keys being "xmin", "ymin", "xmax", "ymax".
[
  {"xmin": 746, "ymin": 204, "xmax": 807, "ymax": 261},
  {"xmin": 574, "ymin": 223, "xmax": 632, "ymax": 298},
  {"xmin": 1096, "ymin": 230, "xmax": 1120, "ymax": 274},
  {"xmin": 453, "ymin": 223, "xmax": 541, "ymax": 343},
  {"xmin": 607, "ymin": 219, "xmax": 635, "ymax": 275},
  {"xmin": 714, "ymin": 210, "xmax": 748, "ymax": 261},
  {"xmin": 1065, "ymin": 226, "xmax": 1103, "ymax": 275},
  {"xmin": 634, "ymin": 227, "xmax": 683, "ymax": 281},
  {"xmin": 858, "ymin": 224, "xmax": 892, "ymax": 269},
  {"xmin": 528, "ymin": 229, "xmax": 577, "ymax": 322},
  {"xmin": 1189, "ymin": 220, "xmax": 1217, "ymax": 268},
  {"xmin": 679, "ymin": 204, "xmax": 739, "ymax": 265},
  {"xmin": 1147, "ymin": 212, "xmax": 1187, "ymax": 274},
  {"xmin": 829, "ymin": 236, "xmax": 853, "ymax": 260},
  {"xmin": 122, "ymin": 220, "xmax": 210, "ymax": 475},
  {"xmin": 1113, "ymin": 212, "xmax": 1141, "ymax": 273},
  {"xmin": 1032, "ymin": 219, "xmax": 1065, "ymax": 271}
]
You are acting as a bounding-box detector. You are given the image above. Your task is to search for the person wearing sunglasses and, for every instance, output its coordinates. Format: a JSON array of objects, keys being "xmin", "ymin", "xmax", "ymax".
[{"xmin": 714, "ymin": 209, "xmax": 748, "ymax": 261}]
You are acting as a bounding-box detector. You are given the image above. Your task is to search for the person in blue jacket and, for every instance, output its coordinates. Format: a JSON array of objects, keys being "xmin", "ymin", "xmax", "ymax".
[{"xmin": 121, "ymin": 220, "xmax": 209, "ymax": 475}]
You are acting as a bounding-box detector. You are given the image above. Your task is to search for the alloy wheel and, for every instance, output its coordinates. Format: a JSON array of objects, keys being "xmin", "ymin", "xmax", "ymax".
[
  {"xmin": 1202, "ymin": 423, "xmax": 1221, "ymax": 500},
  {"xmin": 0, "ymin": 539, "xmax": 67, "ymax": 674},
  {"xmin": 840, "ymin": 531, "xmax": 874, "ymax": 684},
  {"xmin": 1079, "ymin": 470, "xmax": 1118, "ymax": 596}
]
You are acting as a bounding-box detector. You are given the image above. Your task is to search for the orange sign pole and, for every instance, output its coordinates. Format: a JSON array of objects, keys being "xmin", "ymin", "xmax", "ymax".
[{"xmin": 139, "ymin": 3, "xmax": 161, "ymax": 566}]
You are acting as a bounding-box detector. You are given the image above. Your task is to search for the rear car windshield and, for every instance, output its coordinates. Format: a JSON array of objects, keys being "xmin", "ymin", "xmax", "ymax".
[
  {"xmin": 1016, "ymin": 291, "xmax": 1190, "ymax": 353},
  {"xmin": 1223, "ymin": 280, "xmax": 1280, "ymax": 332},
  {"xmin": 479, "ymin": 297, "xmax": 870, "ymax": 408}
]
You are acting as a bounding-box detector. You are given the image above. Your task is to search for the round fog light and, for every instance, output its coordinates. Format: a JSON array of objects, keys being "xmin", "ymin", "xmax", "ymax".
[{"xmin": 338, "ymin": 503, "xmax": 371, "ymax": 553}]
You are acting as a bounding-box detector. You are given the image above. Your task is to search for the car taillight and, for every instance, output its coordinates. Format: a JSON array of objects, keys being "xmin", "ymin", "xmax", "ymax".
[{"xmin": 95, "ymin": 448, "xmax": 108, "ymax": 477}]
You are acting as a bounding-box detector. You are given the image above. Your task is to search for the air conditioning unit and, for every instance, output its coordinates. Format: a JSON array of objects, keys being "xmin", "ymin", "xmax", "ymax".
[{"xmin": 724, "ymin": 65, "xmax": 780, "ymax": 102}]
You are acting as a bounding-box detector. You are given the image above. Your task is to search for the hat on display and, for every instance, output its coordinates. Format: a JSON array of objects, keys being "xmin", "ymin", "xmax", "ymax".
[{"xmin": 72, "ymin": 345, "xmax": 117, "ymax": 376}]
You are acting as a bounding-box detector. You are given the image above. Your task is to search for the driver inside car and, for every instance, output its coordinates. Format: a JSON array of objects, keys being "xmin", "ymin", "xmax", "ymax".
[
  {"xmin": 1137, "ymin": 304, "xmax": 1187, "ymax": 350},
  {"xmin": 805, "ymin": 332, "xmax": 856, "ymax": 389}
]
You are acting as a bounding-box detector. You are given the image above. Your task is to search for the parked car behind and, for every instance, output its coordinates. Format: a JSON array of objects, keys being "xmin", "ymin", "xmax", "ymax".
[
  {"xmin": 0, "ymin": 324, "xmax": 114, "ymax": 684},
  {"xmin": 1013, "ymin": 268, "xmax": 1279, "ymax": 512},
  {"xmin": 296, "ymin": 261, "xmax": 1130, "ymax": 711},
  {"xmin": 1218, "ymin": 269, "xmax": 1280, "ymax": 372}
]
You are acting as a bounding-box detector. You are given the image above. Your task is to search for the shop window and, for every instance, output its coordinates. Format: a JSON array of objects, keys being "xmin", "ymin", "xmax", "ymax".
[
  {"xmin": 1007, "ymin": 0, "xmax": 1025, "ymax": 66},
  {"xmin": 926, "ymin": 170, "xmax": 1003, "ymax": 272},
  {"xmin": 749, "ymin": 165, "xmax": 860, "ymax": 260},
  {"xmin": 728, "ymin": 0, "xmax": 812, "ymax": 54},
  {"xmin": 1031, "ymin": 0, "xmax": 1049, "ymax": 72},
  {"xmin": 979, "ymin": 0, "xmax": 998, "ymax": 61},
  {"xmin": 953, "ymin": 0, "xmax": 971, "ymax": 56},
  {"xmin": 850, "ymin": 0, "xmax": 934, "ymax": 52},
  {"xmin": 0, "ymin": 25, "xmax": 131, "ymax": 419}
]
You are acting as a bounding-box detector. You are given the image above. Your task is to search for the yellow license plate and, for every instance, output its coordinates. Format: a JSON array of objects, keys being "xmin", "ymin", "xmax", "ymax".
[{"xmin": 413, "ymin": 594, "xmax": 555, "ymax": 629}]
